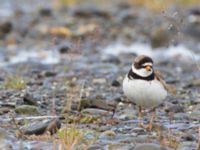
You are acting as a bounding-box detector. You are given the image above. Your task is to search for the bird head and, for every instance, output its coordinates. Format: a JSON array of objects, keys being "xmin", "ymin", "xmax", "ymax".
[{"xmin": 132, "ymin": 55, "xmax": 154, "ymax": 77}]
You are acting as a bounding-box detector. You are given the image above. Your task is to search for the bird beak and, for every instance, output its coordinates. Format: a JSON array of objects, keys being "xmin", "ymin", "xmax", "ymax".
[{"xmin": 145, "ymin": 65, "xmax": 152, "ymax": 71}]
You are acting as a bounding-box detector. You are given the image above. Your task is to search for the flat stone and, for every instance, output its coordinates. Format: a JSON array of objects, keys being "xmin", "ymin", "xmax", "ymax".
[
  {"xmin": 22, "ymin": 119, "xmax": 61, "ymax": 135},
  {"xmin": 15, "ymin": 105, "xmax": 39, "ymax": 115},
  {"xmin": 81, "ymin": 108, "xmax": 112, "ymax": 116},
  {"xmin": 134, "ymin": 143, "xmax": 167, "ymax": 150}
]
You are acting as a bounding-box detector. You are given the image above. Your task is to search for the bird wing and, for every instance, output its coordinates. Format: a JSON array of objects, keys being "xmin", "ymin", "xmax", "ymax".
[{"xmin": 154, "ymin": 70, "xmax": 176, "ymax": 95}]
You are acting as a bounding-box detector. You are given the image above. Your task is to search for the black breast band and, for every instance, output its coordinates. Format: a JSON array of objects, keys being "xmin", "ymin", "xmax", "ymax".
[{"xmin": 128, "ymin": 69, "xmax": 154, "ymax": 81}]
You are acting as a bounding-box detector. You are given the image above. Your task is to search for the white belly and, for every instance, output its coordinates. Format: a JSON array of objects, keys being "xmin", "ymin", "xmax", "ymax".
[{"xmin": 123, "ymin": 76, "xmax": 167, "ymax": 108}]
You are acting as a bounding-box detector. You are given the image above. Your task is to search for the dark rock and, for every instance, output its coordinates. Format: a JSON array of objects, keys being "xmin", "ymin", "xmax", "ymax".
[
  {"xmin": 24, "ymin": 92, "xmax": 42, "ymax": 105},
  {"xmin": 189, "ymin": 7, "xmax": 200, "ymax": 15},
  {"xmin": 181, "ymin": 133, "xmax": 196, "ymax": 141},
  {"xmin": 39, "ymin": 8, "xmax": 52, "ymax": 17},
  {"xmin": 0, "ymin": 21, "xmax": 12, "ymax": 38},
  {"xmin": 73, "ymin": 7, "xmax": 111, "ymax": 19},
  {"xmin": 80, "ymin": 99, "xmax": 115, "ymax": 111},
  {"xmin": 59, "ymin": 44, "xmax": 71, "ymax": 54},
  {"xmin": 165, "ymin": 105, "xmax": 185, "ymax": 113},
  {"xmin": 113, "ymin": 96, "xmax": 122, "ymax": 102},
  {"xmin": 22, "ymin": 119, "xmax": 61, "ymax": 135},
  {"xmin": 111, "ymin": 80, "xmax": 120, "ymax": 87},
  {"xmin": 43, "ymin": 71, "xmax": 57, "ymax": 77}
]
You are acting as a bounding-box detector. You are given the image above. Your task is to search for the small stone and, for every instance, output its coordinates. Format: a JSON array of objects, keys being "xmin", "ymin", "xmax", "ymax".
[
  {"xmin": 15, "ymin": 105, "xmax": 39, "ymax": 115},
  {"xmin": 80, "ymin": 99, "xmax": 115, "ymax": 111},
  {"xmin": 58, "ymin": 44, "xmax": 71, "ymax": 54},
  {"xmin": 43, "ymin": 71, "xmax": 57, "ymax": 77},
  {"xmin": 74, "ymin": 7, "xmax": 110, "ymax": 19},
  {"xmin": 165, "ymin": 105, "xmax": 185, "ymax": 113},
  {"xmin": 39, "ymin": 8, "xmax": 52, "ymax": 17},
  {"xmin": 181, "ymin": 133, "xmax": 195, "ymax": 141},
  {"xmin": 0, "ymin": 107, "xmax": 10, "ymax": 115},
  {"xmin": 99, "ymin": 130, "xmax": 116, "ymax": 139},
  {"xmin": 87, "ymin": 145, "xmax": 103, "ymax": 150},
  {"xmin": 111, "ymin": 80, "xmax": 120, "ymax": 87},
  {"xmin": 24, "ymin": 92, "xmax": 41, "ymax": 105},
  {"xmin": 0, "ymin": 21, "xmax": 12, "ymax": 38},
  {"xmin": 81, "ymin": 108, "xmax": 111, "ymax": 116},
  {"xmin": 134, "ymin": 143, "xmax": 167, "ymax": 150}
]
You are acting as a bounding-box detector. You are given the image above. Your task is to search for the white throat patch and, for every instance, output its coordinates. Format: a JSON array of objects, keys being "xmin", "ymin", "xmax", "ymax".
[{"xmin": 132, "ymin": 63, "xmax": 153, "ymax": 77}]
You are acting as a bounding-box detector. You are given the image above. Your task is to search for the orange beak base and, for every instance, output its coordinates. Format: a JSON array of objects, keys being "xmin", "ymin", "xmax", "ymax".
[{"xmin": 145, "ymin": 65, "xmax": 151, "ymax": 71}]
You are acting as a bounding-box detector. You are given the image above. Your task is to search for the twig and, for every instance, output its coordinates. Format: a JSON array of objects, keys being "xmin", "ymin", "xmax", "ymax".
[
  {"xmin": 77, "ymin": 80, "xmax": 85, "ymax": 111},
  {"xmin": 10, "ymin": 114, "xmax": 25, "ymax": 138}
]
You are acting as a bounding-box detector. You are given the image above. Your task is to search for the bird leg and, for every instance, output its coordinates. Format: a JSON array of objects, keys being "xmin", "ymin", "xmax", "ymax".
[
  {"xmin": 146, "ymin": 108, "xmax": 156, "ymax": 130},
  {"xmin": 138, "ymin": 106, "xmax": 143, "ymax": 127}
]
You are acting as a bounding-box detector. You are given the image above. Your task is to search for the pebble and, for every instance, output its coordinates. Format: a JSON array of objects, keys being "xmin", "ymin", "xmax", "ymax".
[
  {"xmin": 165, "ymin": 105, "xmax": 185, "ymax": 113},
  {"xmin": 81, "ymin": 108, "xmax": 112, "ymax": 116},
  {"xmin": 0, "ymin": 21, "xmax": 12, "ymax": 38},
  {"xmin": 99, "ymin": 130, "xmax": 116, "ymax": 139},
  {"xmin": 23, "ymin": 92, "xmax": 41, "ymax": 105},
  {"xmin": 39, "ymin": 8, "xmax": 52, "ymax": 17},
  {"xmin": 0, "ymin": 107, "xmax": 10, "ymax": 115},
  {"xmin": 111, "ymin": 80, "xmax": 121, "ymax": 87},
  {"xmin": 80, "ymin": 99, "xmax": 115, "ymax": 111},
  {"xmin": 73, "ymin": 7, "xmax": 111, "ymax": 19}
]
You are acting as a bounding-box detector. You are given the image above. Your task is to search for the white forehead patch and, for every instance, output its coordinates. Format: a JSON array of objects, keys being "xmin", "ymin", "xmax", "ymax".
[{"xmin": 142, "ymin": 62, "xmax": 153, "ymax": 67}]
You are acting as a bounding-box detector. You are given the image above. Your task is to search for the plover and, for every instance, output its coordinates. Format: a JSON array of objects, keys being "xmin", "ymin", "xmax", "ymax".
[{"xmin": 123, "ymin": 55, "xmax": 167, "ymax": 129}]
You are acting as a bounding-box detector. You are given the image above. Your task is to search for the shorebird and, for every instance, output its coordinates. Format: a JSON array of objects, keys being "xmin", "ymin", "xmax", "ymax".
[{"xmin": 123, "ymin": 55, "xmax": 168, "ymax": 130}]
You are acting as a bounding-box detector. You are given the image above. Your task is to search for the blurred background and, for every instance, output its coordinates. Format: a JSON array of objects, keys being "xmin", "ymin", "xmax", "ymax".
[{"xmin": 0, "ymin": 0, "xmax": 200, "ymax": 65}]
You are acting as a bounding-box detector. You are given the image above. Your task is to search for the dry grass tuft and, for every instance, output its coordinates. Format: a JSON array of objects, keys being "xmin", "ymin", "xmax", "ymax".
[
  {"xmin": 4, "ymin": 75, "xmax": 26, "ymax": 90},
  {"xmin": 156, "ymin": 127, "xmax": 180, "ymax": 149},
  {"xmin": 57, "ymin": 126, "xmax": 83, "ymax": 150},
  {"xmin": 55, "ymin": 126, "xmax": 97, "ymax": 150},
  {"xmin": 63, "ymin": 78, "xmax": 85, "ymax": 112}
]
